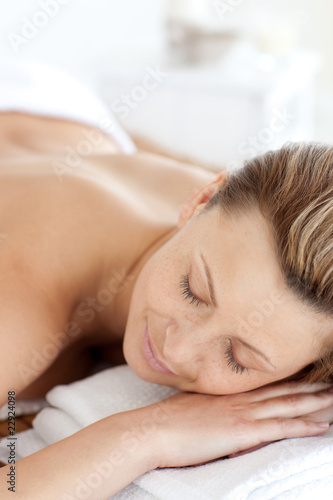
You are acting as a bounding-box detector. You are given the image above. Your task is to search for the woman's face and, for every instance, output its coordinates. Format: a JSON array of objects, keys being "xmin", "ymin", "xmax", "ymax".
[{"xmin": 123, "ymin": 197, "xmax": 332, "ymax": 395}]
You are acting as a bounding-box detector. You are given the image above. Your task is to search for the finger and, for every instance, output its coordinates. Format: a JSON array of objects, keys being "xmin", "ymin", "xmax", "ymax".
[
  {"xmin": 295, "ymin": 404, "xmax": 333, "ymax": 424},
  {"xmin": 243, "ymin": 418, "xmax": 330, "ymax": 452},
  {"xmin": 251, "ymin": 389, "xmax": 333, "ymax": 419},
  {"xmin": 243, "ymin": 381, "xmax": 333, "ymax": 403}
]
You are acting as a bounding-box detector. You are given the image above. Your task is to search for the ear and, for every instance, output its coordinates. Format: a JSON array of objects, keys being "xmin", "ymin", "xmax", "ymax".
[{"xmin": 178, "ymin": 171, "xmax": 229, "ymax": 229}]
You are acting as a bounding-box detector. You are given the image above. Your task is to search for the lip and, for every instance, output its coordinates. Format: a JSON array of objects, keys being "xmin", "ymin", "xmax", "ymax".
[{"xmin": 142, "ymin": 324, "xmax": 175, "ymax": 375}]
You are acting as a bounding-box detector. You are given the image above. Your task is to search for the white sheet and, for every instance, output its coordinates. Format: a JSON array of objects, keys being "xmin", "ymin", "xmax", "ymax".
[
  {"xmin": 0, "ymin": 365, "xmax": 332, "ymax": 499},
  {"xmin": 0, "ymin": 58, "xmax": 136, "ymax": 154}
]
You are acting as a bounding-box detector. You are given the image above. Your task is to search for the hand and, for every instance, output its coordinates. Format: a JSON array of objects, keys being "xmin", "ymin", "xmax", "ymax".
[
  {"xmin": 141, "ymin": 381, "xmax": 333, "ymax": 469},
  {"xmin": 228, "ymin": 384, "xmax": 333, "ymax": 458}
]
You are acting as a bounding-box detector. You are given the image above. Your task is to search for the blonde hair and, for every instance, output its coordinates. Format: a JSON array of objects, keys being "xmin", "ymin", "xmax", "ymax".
[{"xmin": 206, "ymin": 142, "xmax": 333, "ymax": 383}]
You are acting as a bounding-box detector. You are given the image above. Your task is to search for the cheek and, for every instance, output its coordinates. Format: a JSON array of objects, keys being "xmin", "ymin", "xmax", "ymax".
[
  {"xmin": 125, "ymin": 265, "xmax": 162, "ymax": 325},
  {"xmin": 147, "ymin": 266, "xmax": 177, "ymax": 315},
  {"xmin": 135, "ymin": 251, "xmax": 183, "ymax": 314}
]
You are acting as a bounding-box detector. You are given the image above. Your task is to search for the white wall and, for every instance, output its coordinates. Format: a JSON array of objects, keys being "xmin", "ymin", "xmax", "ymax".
[
  {"xmin": 0, "ymin": 0, "xmax": 332, "ymax": 149},
  {"xmin": 0, "ymin": 0, "xmax": 167, "ymax": 82},
  {"xmin": 229, "ymin": 0, "xmax": 333, "ymax": 142},
  {"xmin": 2, "ymin": 0, "xmax": 333, "ymax": 88},
  {"xmin": 244, "ymin": 0, "xmax": 333, "ymax": 92}
]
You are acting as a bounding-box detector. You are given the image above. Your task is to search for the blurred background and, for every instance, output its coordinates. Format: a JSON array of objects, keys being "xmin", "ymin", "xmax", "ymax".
[{"xmin": 0, "ymin": 0, "xmax": 332, "ymax": 171}]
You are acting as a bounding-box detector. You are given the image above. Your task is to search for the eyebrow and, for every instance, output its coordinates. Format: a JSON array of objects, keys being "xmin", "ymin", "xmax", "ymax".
[
  {"xmin": 199, "ymin": 252, "xmax": 276, "ymax": 371},
  {"xmin": 200, "ymin": 252, "xmax": 217, "ymax": 307}
]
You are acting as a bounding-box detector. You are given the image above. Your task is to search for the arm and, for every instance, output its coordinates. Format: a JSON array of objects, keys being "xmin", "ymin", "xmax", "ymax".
[
  {"xmin": 143, "ymin": 380, "xmax": 333, "ymax": 469},
  {"xmin": 0, "ymin": 409, "xmax": 157, "ymax": 499},
  {"xmin": 0, "ymin": 288, "xmax": 69, "ymax": 409},
  {"xmin": 1, "ymin": 380, "xmax": 332, "ymax": 498}
]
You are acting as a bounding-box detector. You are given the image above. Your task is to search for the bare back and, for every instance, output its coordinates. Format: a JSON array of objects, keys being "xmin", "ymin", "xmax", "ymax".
[{"xmin": 0, "ymin": 112, "xmax": 217, "ymax": 402}]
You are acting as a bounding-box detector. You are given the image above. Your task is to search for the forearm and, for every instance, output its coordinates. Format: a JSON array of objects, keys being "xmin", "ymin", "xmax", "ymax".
[{"xmin": 0, "ymin": 410, "xmax": 157, "ymax": 500}]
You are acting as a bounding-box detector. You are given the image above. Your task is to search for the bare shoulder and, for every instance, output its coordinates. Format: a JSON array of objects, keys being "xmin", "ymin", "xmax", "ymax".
[
  {"xmin": 0, "ymin": 172, "xmax": 118, "ymax": 402},
  {"xmin": 0, "ymin": 171, "xmax": 105, "ymax": 290},
  {"xmin": 0, "ymin": 155, "xmax": 173, "ymax": 331},
  {"xmin": 0, "ymin": 151, "xmax": 219, "ymax": 401},
  {"xmin": 0, "ymin": 169, "xmax": 124, "ymax": 340},
  {"xmin": 0, "ymin": 266, "xmax": 70, "ymax": 406},
  {"xmin": 83, "ymin": 152, "xmax": 219, "ymax": 210},
  {"xmin": 0, "ymin": 152, "xmax": 217, "ymax": 306}
]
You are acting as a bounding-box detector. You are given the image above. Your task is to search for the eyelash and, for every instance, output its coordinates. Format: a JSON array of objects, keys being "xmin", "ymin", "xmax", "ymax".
[
  {"xmin": 225, "ymin": 344, "xmax": 249, "ymax": 375},
  {"xmin": 180, "ymin": 274, "xmax": 249, "ymax": 376},
  {"xmin": 180, "ymin": 273, "xmax": 203, "ymax": 307}
]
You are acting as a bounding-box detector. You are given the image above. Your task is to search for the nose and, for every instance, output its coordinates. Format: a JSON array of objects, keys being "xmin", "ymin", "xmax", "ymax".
[{"xmin": 163, "ymin": 322, "xmax": 205, "ymax": 376}]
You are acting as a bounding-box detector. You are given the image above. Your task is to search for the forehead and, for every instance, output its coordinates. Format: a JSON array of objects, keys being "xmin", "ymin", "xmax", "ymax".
[
  {"xmin": 191, "ymin": 207, "xmax": 332, "ymax": 358},
  {"xmin": 195, "ymin": 206, "xmax": 281, "ymax": 290}
]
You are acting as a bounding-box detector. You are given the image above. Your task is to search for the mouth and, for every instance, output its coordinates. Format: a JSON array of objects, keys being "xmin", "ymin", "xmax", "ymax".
[{"xmin": 142, "ymin": 323, "xmax": 175, "ymax": 375}]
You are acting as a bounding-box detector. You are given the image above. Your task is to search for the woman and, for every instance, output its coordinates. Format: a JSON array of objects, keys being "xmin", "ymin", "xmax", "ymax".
[{"xmin": 0, "ymin": 61, "xmax": 332, "ymax": 499}]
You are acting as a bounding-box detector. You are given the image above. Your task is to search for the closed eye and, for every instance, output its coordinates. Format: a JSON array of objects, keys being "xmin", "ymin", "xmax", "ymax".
[
  {"xmin": 180, "ymin": 274, "xmax": 204, "ymax": 307},
  {"xmin": 224, "ymin": 343, "xmax": 249, "ymax": 375}
]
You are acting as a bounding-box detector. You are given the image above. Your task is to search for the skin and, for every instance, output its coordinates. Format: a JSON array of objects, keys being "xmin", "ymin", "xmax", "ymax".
[
  {"xmin": 123, "ymin": 181, "xmax": 333, "ymax": 395},
  {"xmin": 0, "ymin": 112, "xmax": 219, "ymax": 400},
  {"xmin": 0, "ymin": 112, "xmax": 332, "ymax": 401},
  {"xmin": 0, "ymin": 113, "xmax": 332, "ymax": 397},
  {"xmin": 0, "ymin": 113, "xmax": 333, "ymax": 496}
]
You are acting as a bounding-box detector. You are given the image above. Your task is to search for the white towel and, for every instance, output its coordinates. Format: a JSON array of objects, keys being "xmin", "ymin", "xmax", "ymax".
[{"xmin": 0, "ymin": 365, "xmax": 332, "ymax": 500}]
